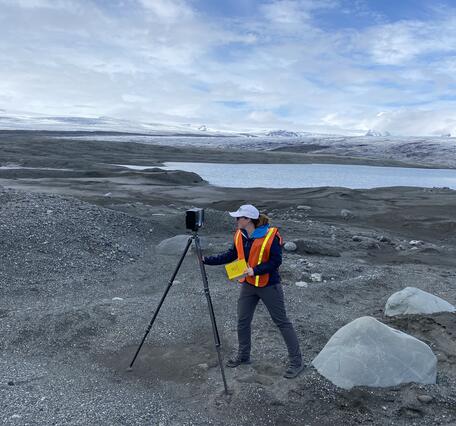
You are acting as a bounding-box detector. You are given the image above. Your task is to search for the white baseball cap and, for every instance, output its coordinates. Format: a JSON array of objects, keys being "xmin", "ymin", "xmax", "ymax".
[{"xmin": 229, "ymin": 204, "xmax": 259, "ymax": 219}]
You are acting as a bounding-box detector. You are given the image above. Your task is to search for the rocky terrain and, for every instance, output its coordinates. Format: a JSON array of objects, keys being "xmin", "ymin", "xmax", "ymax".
[{"xmin": 0, "ymin": 131, "xmax": 455, "ymax": 425}]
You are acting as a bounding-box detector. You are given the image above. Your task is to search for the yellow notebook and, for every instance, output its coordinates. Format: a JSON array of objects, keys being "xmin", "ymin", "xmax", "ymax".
[{"xmin": 225, "ymin": 259, "xmax": 248, "ymax": 280}]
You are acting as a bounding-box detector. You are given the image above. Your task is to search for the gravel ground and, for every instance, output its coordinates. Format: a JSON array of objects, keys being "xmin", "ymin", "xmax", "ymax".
[{"xmin": 1, "ymin": 186, "xmax": 455, "ymax": 425}]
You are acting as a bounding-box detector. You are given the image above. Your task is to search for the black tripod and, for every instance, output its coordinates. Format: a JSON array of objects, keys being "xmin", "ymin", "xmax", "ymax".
[{"xmin": 128, "ymin": 231, "xmax": 229, "ymax": 394}]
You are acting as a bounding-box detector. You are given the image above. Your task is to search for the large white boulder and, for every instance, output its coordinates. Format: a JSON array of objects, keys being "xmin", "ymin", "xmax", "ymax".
[
  {"xmin": 312, "ymin": 316, "xmax": 437, "ymax": 389},
  {"xmin": 385, "ymin": 287, "xmax": 456, "ymax": 317}
]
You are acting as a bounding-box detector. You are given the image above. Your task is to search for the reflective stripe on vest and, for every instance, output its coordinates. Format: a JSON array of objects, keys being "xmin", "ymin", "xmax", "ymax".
[{"xmin": 254, "ymin": 227, "xmax": 276, "ymax": 287}]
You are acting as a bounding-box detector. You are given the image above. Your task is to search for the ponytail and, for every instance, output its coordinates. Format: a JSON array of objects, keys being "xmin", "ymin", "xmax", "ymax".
[{"xmin": 252, "ymin": 213, "xmax": 269, "ymax": 228}]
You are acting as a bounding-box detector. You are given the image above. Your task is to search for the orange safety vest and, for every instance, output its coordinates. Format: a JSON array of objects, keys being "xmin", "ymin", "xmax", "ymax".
[{"xmin": 234, "ymin": 227, "xmax": 283, "ymax": 287}]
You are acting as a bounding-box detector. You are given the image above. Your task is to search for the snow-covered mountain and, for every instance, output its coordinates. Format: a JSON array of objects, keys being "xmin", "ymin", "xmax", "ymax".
[
  {"xmin": 0, "ymin": 110, "xmax": 352, "ymax": 138},
  {"xmin": 0, "ymin": 110, "xmax": 233, "ymax": 136},
  {"xmin": 266, "ymin": 129, "xmax": 300, "ymax": 137},
  {"xmin": 365, "ymin": 129, "xmax": 391, "ymax": 137}
]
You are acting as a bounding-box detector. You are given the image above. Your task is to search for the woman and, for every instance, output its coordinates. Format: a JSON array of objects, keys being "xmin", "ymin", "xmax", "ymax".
[{"xmin": 203, "ymin": 204, "xmax": 304, "ymax": 379}]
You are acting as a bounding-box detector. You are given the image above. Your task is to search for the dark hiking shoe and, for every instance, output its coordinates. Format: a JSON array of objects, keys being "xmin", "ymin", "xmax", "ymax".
[
  {"xmin": 283, "ymin": 363, "xmax": 305, "ymax": 379},
  {"xmin": 226, "ymin": 357, "xmax": 251, "ymax": 368}
]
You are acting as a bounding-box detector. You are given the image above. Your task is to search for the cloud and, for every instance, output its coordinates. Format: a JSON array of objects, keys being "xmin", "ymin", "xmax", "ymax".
[
  {"xmin": 0, "ymin": 0, "xmax": 456, "ymax": 135},
  {"xmin": 138, "ymin": 0, "xmax": 194, "ymax": 22},
  {"xmin": 0, "ymin": 0, "xmax": 77, "ymax": 10},
  {"xmin": 356, "ymin": 16, "xmax": 456, "ymax": 65},
  {"xmin": 260, "ymin": 0, "xmax": 312, "ymax": 25},
  {"xmin": 367, "ymin": 109, "xmax": 456, "ymax": 136}
]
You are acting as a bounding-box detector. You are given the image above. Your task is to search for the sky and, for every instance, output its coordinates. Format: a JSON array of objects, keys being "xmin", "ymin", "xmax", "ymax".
[{"xmin": 1, "ymin": 0, "xmax": 456, "ymax": 135}]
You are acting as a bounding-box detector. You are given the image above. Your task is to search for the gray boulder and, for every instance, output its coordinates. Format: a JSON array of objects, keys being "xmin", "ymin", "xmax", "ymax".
[
  {"xmin": 385, "ymin": 287, "xmax": 456, "ymax": 317},
  {"xmin": 294, "ymin": 239, "xmax": 340, "ymax": 257},
  {"xmin": 156, "ymin": 234, "xmax": 208, "ymax": 255},
  {"xmin": 312, "ymin": 316, "xmax": 437, "ymax": 389}
]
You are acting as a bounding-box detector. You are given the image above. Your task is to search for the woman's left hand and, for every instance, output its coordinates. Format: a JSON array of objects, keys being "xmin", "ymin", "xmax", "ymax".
[{"xmin": 244, "ymin": 266, "xmax": 254, "ymax": 276}]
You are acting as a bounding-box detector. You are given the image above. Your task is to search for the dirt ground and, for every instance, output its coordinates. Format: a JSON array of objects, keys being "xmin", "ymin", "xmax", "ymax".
[{"xmin": 0, "ymin": 131, "xmax": 455, "ymax": 425}]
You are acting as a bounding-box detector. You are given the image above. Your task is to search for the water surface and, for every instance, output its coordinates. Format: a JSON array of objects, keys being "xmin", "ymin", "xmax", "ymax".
[{"xmin": 117, "ymin": 162, "xmax": 456, "ymax": 189}]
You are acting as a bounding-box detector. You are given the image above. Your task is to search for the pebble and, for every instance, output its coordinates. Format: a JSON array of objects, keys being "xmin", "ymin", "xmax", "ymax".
[
  {"xmin": 284, "ymin": 242, "xmax": 297, "ymax": 252},
  {"xmin": 310, "ymin": 273, "xmax": 322, "ymax": 282},
  {"xmin": 340, "ymin": 209, "xmax": 354, "ymax": 219},
  {"xmin": 378, "ymin": 235, "xmax": 391, "ymax": 243},
  {"xmin": 295, "ymin": 281, "xmax": 308, "ymax": 288},
  {"xmin": 417, "ymin": 395, "xmax": 433, "ymax": 403}
]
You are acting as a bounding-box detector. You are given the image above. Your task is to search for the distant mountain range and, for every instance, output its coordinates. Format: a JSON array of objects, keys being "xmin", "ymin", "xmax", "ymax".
[
  {"xmin": 0, "ymin": 110, "xmax": 372, "ymax": 138},
  {"xmin": 266, "ymin": 130, "xmax": 300, "ymax": 137},
  {"xmin": 0, "ymin": 111, "xmax": 226, "ymax": 136},
  {"xmin": 365, "ymin": 129, "xmax": 391, "ymax": 137}
]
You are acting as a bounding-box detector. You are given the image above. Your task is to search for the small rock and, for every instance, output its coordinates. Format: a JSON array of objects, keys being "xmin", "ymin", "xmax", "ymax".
[
  {"xmin": 341, "ymin": 209, "xmax": 354, "ymax": 219},
  {"xmin": 46, "ymin": 209, "xmax": 53, "ymax": 214},
  {"xmin": 297, "ymin": 205, "xmax": 312, "ymax": 210},
  {"xmin": 310, "ymin": 273, "xmax": 322, "ymax": 282},
  {"xmin": 378, "ymin": 235, "xmax": 391, "ymax": 243},
  {"xmin": 295, "ymin": 281, "xmax": 308, "ymax": 288},
  {"xmin": 197, "ymin": 363, "xmax": 209, "ymax": 371},
  {"xmin": 284, "ymin": 242, "xmax": 297, "ymax": 252},
  {"xmin": 104, "ymin": 192, "xmax": 112, "ymax": 197},
  {"xmin": 417, "ymin": 394, "xmax": 433, "ymax": 404},
  {"xmin": 409, "ymin": 240, "xmax": 424, "ymax": 246},
  {"xmin": 112, "ymin": 297, "xmax": 124, "ymax": 301},
  {"xmin": 352, "ymin": 235, "xmax": 362, "ymax": 242}
]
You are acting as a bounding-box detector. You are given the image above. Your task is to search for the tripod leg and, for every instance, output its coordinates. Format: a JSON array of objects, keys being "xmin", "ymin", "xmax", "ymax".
[
  {"xmin": 128, "ymin": 236, "xmax": 194, "ymax": 370},
  {"xmin": 194, "ymin": 234, "xmax": 229, "ymax": 395}
]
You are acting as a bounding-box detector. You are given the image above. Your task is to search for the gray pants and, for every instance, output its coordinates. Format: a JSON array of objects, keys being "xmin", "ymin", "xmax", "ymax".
[{"xmin": 237, "ymin": 283, "xmax": 302, "ymax": 366}]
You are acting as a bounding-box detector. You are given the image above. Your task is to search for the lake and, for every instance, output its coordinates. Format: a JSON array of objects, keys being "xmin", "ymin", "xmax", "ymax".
[{"xmin": 117, "ymin": 162, "xmax": 456, "ymax": 189}]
